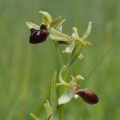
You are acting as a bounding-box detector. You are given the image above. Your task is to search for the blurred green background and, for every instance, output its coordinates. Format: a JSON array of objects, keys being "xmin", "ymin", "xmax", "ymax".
[{"xmin": 0, "ymin": 0, "xmax": 120, "ymax": 120}]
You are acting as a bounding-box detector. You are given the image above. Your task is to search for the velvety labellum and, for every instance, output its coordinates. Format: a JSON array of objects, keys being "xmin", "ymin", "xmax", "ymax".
[
  {"xmin": 75, "ymin": 88, "xmax": 99, "ymax": 104},
  {"xmin": 30, "ymin": 28, "xmax": 49, "ymax": 44}
]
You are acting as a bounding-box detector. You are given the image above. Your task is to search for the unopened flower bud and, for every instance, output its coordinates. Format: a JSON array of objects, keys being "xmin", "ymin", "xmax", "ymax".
[{"xmin": 75, "ymin": 88, "xmax": 99, "ymax": 104}]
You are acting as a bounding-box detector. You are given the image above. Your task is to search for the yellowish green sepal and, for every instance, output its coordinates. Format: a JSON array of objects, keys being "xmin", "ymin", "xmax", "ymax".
[
  {"xmin": 39, "ymin": 11, "xmax": 52, "ymax": 25},
  {"xmin": 62, "ymin": 41, "xmax": 75, "ymax": 53},
  {"xmin": 82, "ymin": 22, "xmax": 92, "ymax": 40},
  {"xmin": 49, "ymin": 27, "xmax": 72, "ymax": 42},
  {"xmin": 26, "ymin": 22, "xmax": 40, "ymax": 30}
]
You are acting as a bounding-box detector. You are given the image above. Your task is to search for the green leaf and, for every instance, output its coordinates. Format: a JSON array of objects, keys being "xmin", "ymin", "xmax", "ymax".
[
  {"xmin": 59, "ymin": 66, "xmax": 68, "ymax": 84},
  {"xmin": 51, "ymin": 71, "xmax": 58, "ymax": 120},
  {"xmin": 26, "ymin": 22, "xmax": 40, "ymax": 30},
  {"xmin": 58, "ymin": 88, "xmax": 74, "ymax": 105},
  {"xmin": 49, "ymin": 27, "xmax": 72, "ymax": 43}
]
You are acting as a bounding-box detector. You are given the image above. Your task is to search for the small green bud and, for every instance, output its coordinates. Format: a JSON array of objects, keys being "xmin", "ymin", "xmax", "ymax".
[{"xmin": 78, "ymin": 53, "xmax": 84, "ymax": 60}]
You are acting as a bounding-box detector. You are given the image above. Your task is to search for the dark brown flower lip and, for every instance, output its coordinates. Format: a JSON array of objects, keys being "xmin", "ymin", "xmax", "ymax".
[
  {"xmin": 75, "ymin": 88, "xmax": 99, "ymax": 104},
  {"xmin": 29, "ymin": 28, "xmax": 49, "ymax": 44}
]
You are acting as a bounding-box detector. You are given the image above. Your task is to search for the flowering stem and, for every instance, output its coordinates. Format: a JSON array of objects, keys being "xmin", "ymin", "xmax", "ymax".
[
  {"xmin": 54, "ymin": 41, "xmax": 67, "ymax": 120},
  {"xmin": 58, "ymin": 69, "xmax": 68, "ymax": 120},
  {"xmin": 65, "ymin": 44, "xmax": 83, "ymax": 70},
  {"xmin": 58, "ymin": 104, "xmax": 65, "ymax": 120},
  {"xmin": 58, "ymin": 45, "xmax": 83, "ymax": 120},
  {"xmin": 54, "ymin": 42, "xmax": 63, "ymax": 68}
]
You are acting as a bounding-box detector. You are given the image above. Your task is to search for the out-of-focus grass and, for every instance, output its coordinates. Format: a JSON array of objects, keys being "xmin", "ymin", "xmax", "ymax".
[{"xmin": 0, "ymin": 0, "xmax": 120, "ymax": 120}]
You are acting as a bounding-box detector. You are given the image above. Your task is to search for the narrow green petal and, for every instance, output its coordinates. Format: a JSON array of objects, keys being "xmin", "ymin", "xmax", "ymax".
[
  {"xmin": 56, "ymin": 19, "xmax": 66, "ymax": 32},
  {"xmin": 70, "ymin": 75, "xmax": 84, "ymax": 83},
  {"xmin": 62, "ymin": 41, "xmax": 75, "ymax": 53},
  {"xmin": 58, "ymin": 88, "xmax": 74, "ymax": 105},
  {"xmin": 82, "ymin": 22, "xmax": 92, "ymax": 40},
  {"xmin": 49, "ymin": 27, "xmax": 72, "ymax": 42},
  {"xmin": 26, "ymin": 22, "xmax": 40, "ymax": 30},
  {"xmin": 71, "ymin": 27, "xmax": 79, "ymax": 39},
  {"xmin": 75, "ymin": 38, "xmax": 86, "ymax": 46},
  {"xmin": 50, "ymin": 16, "xmax": 62, "ymax": 28}
]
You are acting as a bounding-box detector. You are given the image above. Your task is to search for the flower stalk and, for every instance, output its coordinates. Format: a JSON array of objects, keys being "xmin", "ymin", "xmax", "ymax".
[{"xmin": 26, "ymin": 10, "xmax": 99, "ymax": 120}]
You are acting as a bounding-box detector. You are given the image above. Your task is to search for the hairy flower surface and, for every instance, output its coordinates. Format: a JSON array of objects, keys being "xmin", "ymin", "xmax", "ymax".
[
  {"xmin": 75, "ymin": 88, "xmax": 99, "ymax": 104},
  {"xmin": 30, "ymin": 28, "xmax": 49, "ymax": 44}
]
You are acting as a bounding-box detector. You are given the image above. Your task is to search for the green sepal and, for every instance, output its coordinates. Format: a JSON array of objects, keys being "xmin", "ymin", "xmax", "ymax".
[
  {"xmin": 75, "ymin": 38, "xmax": 86, "ymax": 46},
  {"xmin": 39, "ymin": 11, "xmax": 52, "ymax": 25},
  {"xmin": 50, "ymin": 16, "xmax": 62, "ymax": 28},
  {"xmin": 62, "ymin": 41, "xmax": 75, "ymax": 53},
  {"xmin": 26, "ymin": 22, "xmax": 40, "ymax": 30},
  {"xmin": 58, "ymin": 88, "xmax": 74, "ymax": 105},
  {"xmin": 49, "ymin": 27, "xmax": 72, "ymax": 42},
  {"xmin": 70, "ymin": 75, "xmax": 84, "ymax": 83}
]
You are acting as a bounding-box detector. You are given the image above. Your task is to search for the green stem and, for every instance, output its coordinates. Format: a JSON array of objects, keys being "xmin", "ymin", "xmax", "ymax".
[
  {"xmin": 58, "ymin": 45, "xmax": 83, "ymax": 120},
  {"xmin": 65, "ymin": 44, "xmax": 83, "ymax": 70},
  {"xmin": 58, "ymin": 105, "xmax": 65, "ymax": 120},
  {"xmin": 54, "ymin": 42, "xmax": 83, "ymax": 120},
  {"xmin": 58, "ymin": 69, "xmax": 67, "ymax": 120},
  {"xmin": 54, "ymin": 41, "xmax": 65, "ymax": 120},
  {"xmin": 54, "ymin": 42, "xmax": 63, "ymax": 68}
]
